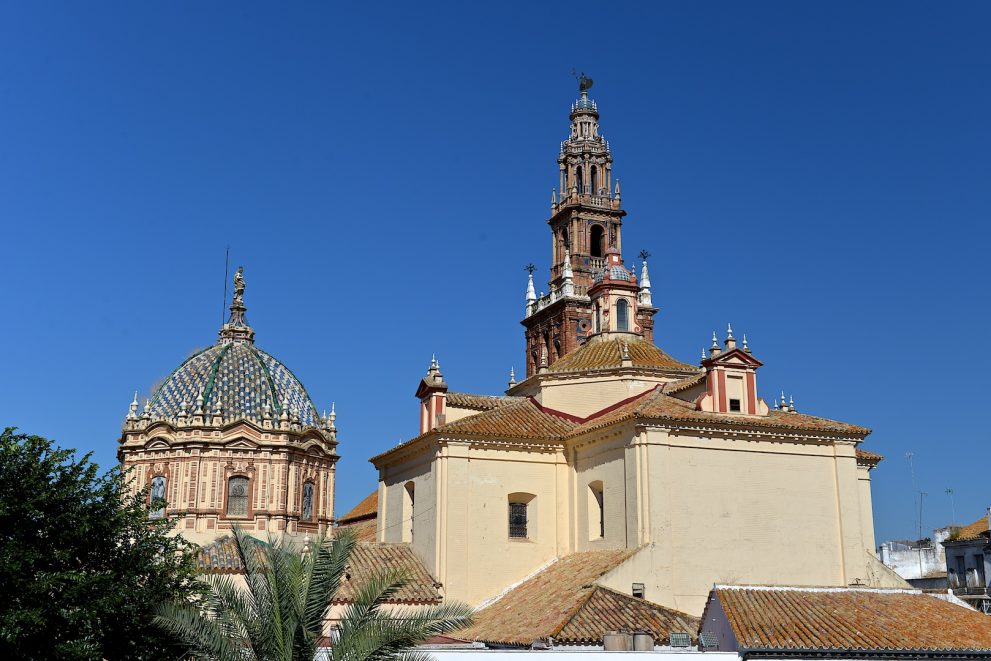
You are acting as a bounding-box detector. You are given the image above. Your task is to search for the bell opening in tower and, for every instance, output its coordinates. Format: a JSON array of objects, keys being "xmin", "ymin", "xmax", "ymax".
[{"xmin": 590, "ymin": 225, "xmax": 604, "ymax": 258}]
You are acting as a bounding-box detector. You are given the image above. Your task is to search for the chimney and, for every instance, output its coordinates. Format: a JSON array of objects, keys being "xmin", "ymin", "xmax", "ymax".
[{"xmin": 415, "ymin": 356, "xmax": 448, "ymax": 434}]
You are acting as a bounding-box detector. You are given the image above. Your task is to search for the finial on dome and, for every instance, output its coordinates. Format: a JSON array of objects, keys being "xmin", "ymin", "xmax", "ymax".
[
  {"xmin": 219, "ymin": 265, "xmax": 255, "ymax": 345},
  {"xmin": 328, "ymin": 402, "xmax": 337, "ymax": 431},
  {"xmin": 701, "ymin": 348, "xmax": 707, "ymax": 363},
  {"xmin": 195, "ymin": 387, "xmax": 205, "ymax": 414},
  {"xmin": 142, "ymin": 398, "xmax": 151, "ymax": 419},
  {"xmin": 710, "ymin": 331, "xmax": 720, "ymax": 357},
  {"xmin": 508, "ymin": 367, "xmax": 516, "ymax": 388},
  {"xmin": 525, "ymin": 265, "xmax": 537, "ymax": 315},
  {"xmin": 742, "ymin": 334, "xmax": 750, "ymax": 353},
  {"xmin": 127, "ymin": 391, "xmax": 139, "ymax": 420},
  {"xmin": 789, "ymin": 395, "xmax": 795, "ymax": 412},
  {"xmin": 614, "ymin": 179, "xmax": 621, "ymax": 200}
]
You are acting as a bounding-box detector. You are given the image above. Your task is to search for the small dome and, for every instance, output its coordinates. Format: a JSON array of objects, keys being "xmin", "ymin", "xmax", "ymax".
[
  {"xmin": 148, "ymin": 342, "xmax": 320, "ymax": 426},
  {"xmin": 592, "ymin": 264, "xmax": 633, "ymax": 283}
]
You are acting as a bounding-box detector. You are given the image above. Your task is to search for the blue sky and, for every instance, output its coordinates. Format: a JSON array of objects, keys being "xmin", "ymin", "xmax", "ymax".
[{"xmin": 1, "ymin": 2, "xmax": 988, "ymax": 545}]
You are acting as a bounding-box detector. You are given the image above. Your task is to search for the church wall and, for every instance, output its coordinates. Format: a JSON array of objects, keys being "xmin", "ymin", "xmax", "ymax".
[
  {"xmin": 537, "ymin": 374, "xmax": 669, "ymax": 417},
  {"xmin": 378, "ymin": 449, "xmax": 436, "ymax": 574},
  {"xmin": 437, "ymin": 444, "xmax": 567, "ymax": 606},
  {"xmin": 572, "ymin": 429, "xmax": 636, "ymax": 551},
  {"xmin": 598, "ymin": 427, "xmax": 867, "ymax": 615},
  {"xmin": 857, "ymin": 464, "xmax": 876, "ymax": 553}
]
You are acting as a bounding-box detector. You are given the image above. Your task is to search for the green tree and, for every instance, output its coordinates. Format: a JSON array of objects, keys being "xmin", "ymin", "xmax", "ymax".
[
  {"xmin": 155, "ymin": 527, "xmax": 474, "ymax": 661},
  {"xmin": 0, "ymin": 427, "xmax": 202, "ymax": 660}
]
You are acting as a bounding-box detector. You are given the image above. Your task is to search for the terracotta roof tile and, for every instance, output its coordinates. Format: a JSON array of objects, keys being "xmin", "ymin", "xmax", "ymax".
[
  {"xmin": 436, "ymin": 397, "xmax": 578, "ymax": 440},
  {"xmin": 333, "ymin": 543, "xmax": 441, "ymax": 604},
  {"xmin": 547, "ymin": 336, "xmax": 700, "ymax": 374},
  {"xmin": 338, "ymin": 490, "xmax": 377, "ymax": 524},
  {"xmin": 709, "ymin": 586, "xmax": 991, "ymax": 653},
  {"xmin": 951, "ymin": 515, "xmax": 990, "ymax": 542},
  {"xmin": 461, "ymin": 548, "xmax": 668, "ymax": 646},
  {"xmin": 446, "ymin": 392, "xmax": 521, "ymax": 411},
  {"xmin": 197, "ymin": 537, "xmax": 439, "ymax": 604},
  {"xmin": 557, "ymin": 586, "xmax": 699, "ymax": 645},
  {"xmin": 855, "ymin": 448, "xmax": 884, "ymax": 466},
  {"xmin": 338, "ymin": 516, "xmax": 378, "ymax": 543},
  {"xmin": 573, "ymin": 387, "xmax": 870, "ymax": 437},
  {"xmin": 663, "ymin": 372, "xmax": 706, "ymax": 395}
]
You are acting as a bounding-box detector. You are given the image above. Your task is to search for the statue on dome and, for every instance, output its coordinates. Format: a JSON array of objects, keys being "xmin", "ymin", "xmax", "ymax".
[{"xmin": 233, "ymin": 266, "xmax": 245, "ymax": 305}]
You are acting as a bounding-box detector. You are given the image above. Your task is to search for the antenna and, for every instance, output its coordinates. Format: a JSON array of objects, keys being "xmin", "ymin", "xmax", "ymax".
[
  {"xmin": 945, "ymin": 488, "xmax": 956, "ymax": 525},
  {"xmin": 221, "ymin": 246, "xmax": 230, "ymax": 326}
]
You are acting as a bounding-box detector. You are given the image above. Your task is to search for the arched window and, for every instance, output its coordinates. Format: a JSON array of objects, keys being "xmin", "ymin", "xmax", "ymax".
[
  {"xmin": 590, "ymin": 225, "xmax": 604, "ymax": 258},
  {"xmin": 561, "ymin": 227, "xmax": 569, "ymax": 251},
  {"xmin": 576, "ymin": 165, "xmax": 584, "ymax": 193},
  {"xmin": 508, "ymin": 492, "xmax": 535, "ymax": 539},
  {"xmin": 590, "ymin": 166, "xmax": 598, "ymax": 194},
  {"xmin": 403, "ymin": 481, "xmax": 415, "ymax": 542},
  {"xmin": 227, "ymin": 476, "xmax": 249, "ymax": 517},
  {"xmin": 587, "ymin": 481, "xmax": 604, "ymax": 540},
  {"xmin": 149, "ymin": 475, "xmax": 166, "ymax": 519},
  {"xmin": 301, "ymin": 481, "xmax": 314, "ymax": 521},
  {"xmin": 616, "ymin": 299, "xmax": 630, "ymax": 332}
]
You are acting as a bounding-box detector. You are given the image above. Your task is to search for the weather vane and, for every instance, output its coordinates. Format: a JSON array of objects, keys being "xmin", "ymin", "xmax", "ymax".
[
  {"xmin": 525, "ymin": 263, "xmax": 536, "ymax": 275},
  {"xmin": 571, "ymin": 69, "xmax": 593, "ymax": 94},
  {"xmin": 639, "ymin": 249, "xmax": 651, "ymax": 261}
]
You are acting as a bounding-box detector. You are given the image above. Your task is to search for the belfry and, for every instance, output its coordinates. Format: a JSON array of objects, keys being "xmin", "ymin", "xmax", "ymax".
[{"xmin": 523, "ymin": 74, "xmax": 656, "ymax": 376}]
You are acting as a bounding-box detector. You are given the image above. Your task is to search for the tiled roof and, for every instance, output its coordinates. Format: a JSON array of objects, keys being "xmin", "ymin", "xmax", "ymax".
[
  {"xmin": 461, "ymin": 549, "xmax": 697, "ymax": 646},
  {"xmin": 574, "ymin": 387, "xmax": 870, "ymax": 437},
  {"xmin": 436, "ymin": 397, "xmax": 578, "ymax": 440},
  {"xmin": 338, "ymin": 517, "xmax": 378, "ymax": 543},
  {"xmin": 197, "ymin": 535, "xmax": 268, "ymax": 574},
  {"xmin": 196, "ymin": 537, "xmax": 439, "ymax": 604},
  {"xmin": 951, "ymin": 515, "xmax": 990, "ymax": 542},
  {"xmin": 446, "ymin": 392, "xmax": 521, "ymax": 411},
  {"xmin": 855, "ymin": 448, "xmax": 884, "ymax": 466},
  {"xmin": 708, "ymin": 585, "xmax": 991, "ymax": 654},
  {"xmin": 333, "ymin": 543, "xmax": 441, "ymax": 604},
  {"xmin": 546, "ymin": 336, "xmax": 699, "ymax": 374},
  {"xmin": 556, "ymin": 586, "xmax": 699, "ymax": 645},
  {"xmin": 663, "ymin": 372, "xmax": 706, "ymax": 395},
  {"xmin": 338, "ymin": 490, "xmax": 377, "ymax": 524}
]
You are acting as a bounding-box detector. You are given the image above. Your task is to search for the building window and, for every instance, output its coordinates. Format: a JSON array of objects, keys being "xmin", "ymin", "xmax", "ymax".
[
  {"xmin": 591, "ymin": 166, "xmax": 598, "ymax": 194},
  {"xmin": 149, "ymin": 475, "xmax": 166, "ymax": 519},
  {"xmin": 301, "ymin": 481, "xmax": 314, "ymax": 521},
  {"xmin": 588, "ymin": 481, "xmax": 604, "ymax": 540},
  {"xmin": 576, "ymin": 165, "xmax": 584, "ymax": 193},
  {"xmin": 227, "ymin": 476, "xmax": 249, "ymax": 517},
  {"xmin": 729, "ymin": 398, "xmax": 741, "ymax": 412},
  {"xmin": 616, "ymin": 299, "xmax": 629, "ymax": 331},
  {"xmin": 594, "ymin": 305, "xmax": 601, "ymax": 333},
  {"xmin": 509, "ymin": 502, "xmax": 528, "ymax": 538}
]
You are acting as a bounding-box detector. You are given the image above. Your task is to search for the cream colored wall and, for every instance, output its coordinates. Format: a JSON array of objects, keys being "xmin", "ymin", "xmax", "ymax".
[
  {"xmin": 437, "ymin": 444, "xmax": 569, "ymax": 606},
  {"xmin": 595, "ymin": 428, "xmax": 876, "ymax": 615},
  {"xmin": 379, "ymin": 450, "xmax": 436, "ymax": 573},
  {"xmin": 857, "ymin": 464, "xmax": 877, "ymax": 553},
  {"xmin": 572, "ymin": 429, "xmax": 634, "ymax": 551},
  {"xmin": 536, "ymin": 374, "xmax": 670, "ymax": 417}
]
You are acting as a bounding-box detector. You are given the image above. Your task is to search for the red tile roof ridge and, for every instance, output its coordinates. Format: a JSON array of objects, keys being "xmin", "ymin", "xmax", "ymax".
[
  {"xmin": 526, "ymin": 386, "xmax": 662, "ymax": 425},
  {"xmin": 714, "ymin": 584, "xmax": 922, "ymax": 594},
  {"xmin": 337, "ymin": 490, "xmax": 377, "ymax": 524}
]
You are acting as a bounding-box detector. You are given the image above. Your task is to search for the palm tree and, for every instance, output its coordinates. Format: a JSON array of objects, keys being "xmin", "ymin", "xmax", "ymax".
[{"xmin": 154, "ymin": 527, "xmax": 473, "ymax": 661}]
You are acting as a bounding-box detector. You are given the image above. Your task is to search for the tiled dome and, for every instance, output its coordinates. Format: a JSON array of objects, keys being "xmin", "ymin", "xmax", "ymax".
[
  {"xmin": 148, "ymin": 341, "xmax": 320, "ymax": 427},
  {"xmin": 145, "ymin": 266, "xmax": 320, "ymax": 427}
]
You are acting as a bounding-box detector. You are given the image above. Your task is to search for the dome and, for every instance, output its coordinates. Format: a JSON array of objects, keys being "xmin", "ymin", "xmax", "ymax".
[
  {"xmin": 592, "ymin": 264, "xmax": 633, "ymax": 283},
  {"xmin": 145, "ymin": 266, "xmax": 321, "ymax": 428},
  {"xmin": 148, "ymin": 342, "xmax": 320, "ymax": 427}
]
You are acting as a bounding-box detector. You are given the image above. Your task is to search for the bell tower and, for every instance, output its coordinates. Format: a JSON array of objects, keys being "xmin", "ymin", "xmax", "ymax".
[{"xmin": 521, "ymin": 75, "xmax": 656, "ymax": 378}]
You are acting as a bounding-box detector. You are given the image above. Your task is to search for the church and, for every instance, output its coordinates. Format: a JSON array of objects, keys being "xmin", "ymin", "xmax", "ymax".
[{"xmin": 118, "ymin": 79, "xmax": 904, "ymax": 626}]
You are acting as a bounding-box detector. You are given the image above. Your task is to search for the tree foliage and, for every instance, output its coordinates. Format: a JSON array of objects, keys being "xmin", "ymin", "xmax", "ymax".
[
  {"xmin": 0, "ymin": 427, "xmax": 202, "ymax": 660},
  {"xmin": 155, "ymin": 527, "xmax": 474, "ymax": 661}
]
